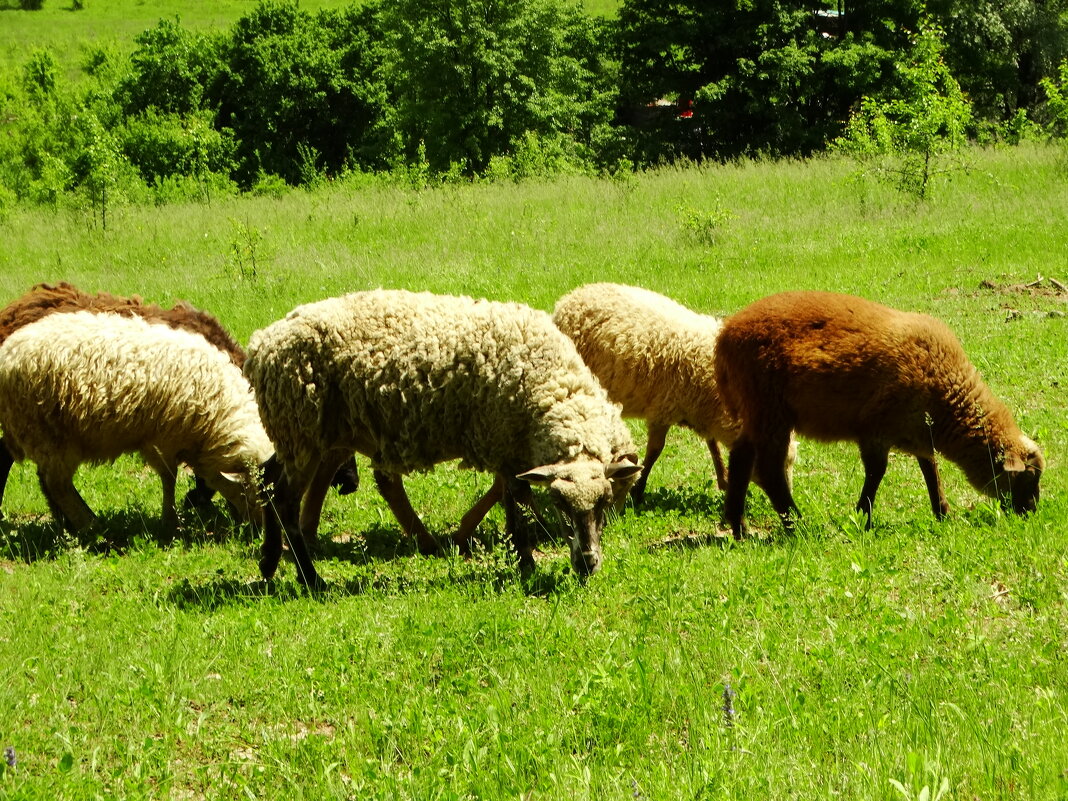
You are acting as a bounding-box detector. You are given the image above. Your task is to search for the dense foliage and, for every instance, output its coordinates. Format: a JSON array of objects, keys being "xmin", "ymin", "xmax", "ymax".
[{"xmin": 1, "ymin": 0, "xmax": 1068, "ymax": 209}]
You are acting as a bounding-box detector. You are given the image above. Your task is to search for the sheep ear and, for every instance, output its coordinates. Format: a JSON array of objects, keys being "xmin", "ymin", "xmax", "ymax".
[
  {"xmin": 605, "ymin": 461, "xmax": 642, "ymax": 481},
  {"xmin": 1003, "ymin": 451, "xmax": 1026, "ymax": 473},
  {"xmin": 516, "ymin": 465, "xmax": 559, "ymax": 486}
]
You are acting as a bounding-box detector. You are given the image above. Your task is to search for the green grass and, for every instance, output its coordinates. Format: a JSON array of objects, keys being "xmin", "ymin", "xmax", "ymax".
[{"xmin": 1, "ymin": 144, "xmax": 1068, "ymax": 799}]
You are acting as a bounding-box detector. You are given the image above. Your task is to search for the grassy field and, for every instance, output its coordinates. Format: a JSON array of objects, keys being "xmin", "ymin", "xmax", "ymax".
[{"xmin": 1, "ymin": 144, "xmax": 1067, "ymax": 799}]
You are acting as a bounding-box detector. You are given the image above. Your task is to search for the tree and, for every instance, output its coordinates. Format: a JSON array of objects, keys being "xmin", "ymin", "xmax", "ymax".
[
  {"xmin": 378, "ymin": 0, "xmax": 616, "ymax": 174},
  {"xmin": 617, "ymin": 0, "xmax": 902, "ymax": 162},
  {"xmin": 926, "ymin": 0, "xmax": 1068, "ymax": 121},
  {"xmin": 834, "ymin": 21, "xmax": 972, "ymax": 199},
  {"xmin": 211, "ymin": 0, "xmax": 391, "ymax": 185}
]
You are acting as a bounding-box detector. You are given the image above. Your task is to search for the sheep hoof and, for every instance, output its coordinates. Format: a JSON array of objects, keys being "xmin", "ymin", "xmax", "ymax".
[
  {"xmin": 297, "ymin": 572, "xmax": 329, "ymax": 593},
  {"xmin": 258, "ymin": 555, "xmax": 279, "ymax": 580}
]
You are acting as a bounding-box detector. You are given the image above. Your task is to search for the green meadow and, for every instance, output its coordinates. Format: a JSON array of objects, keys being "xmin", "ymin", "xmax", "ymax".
[{"xmin": 1, "ymin": 144, "xmax": 1067, "ymax": 799}]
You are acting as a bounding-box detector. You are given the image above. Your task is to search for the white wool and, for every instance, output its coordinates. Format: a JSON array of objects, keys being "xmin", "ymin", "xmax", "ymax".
[
  {"xmin": 0, "ymin": 311, "xmax": 272, "ymax": 524},
  {"xmin": 245, "ymin": 288, "xmax": 635, "ymax": 489}
]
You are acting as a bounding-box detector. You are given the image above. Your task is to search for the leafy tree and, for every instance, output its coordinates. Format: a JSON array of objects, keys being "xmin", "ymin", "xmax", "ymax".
[
  {"xmin": 927, "ymin": 0, "xmax": 1068, "ymax": 121},
  {"xmin": 834, "ymin": 21, "xmax": 972, "ymax": 199},
  {"xmin": 378, "ymin": 0, "xmax": 616, "ymax": 174},
  {"xmin": 617, "ymin": 0, "xmax": 901, "ymax": 162},
  {"xmin": 1040, "ymin": 59, "xmax": 1068, "ymax": 137},
  {"xmin": 211, "ymin": 0, "xmax": 392, "ymax": 185},
  {"xmin": 118, "ymin": 18, "xmax": 223, "ymax": 116}
]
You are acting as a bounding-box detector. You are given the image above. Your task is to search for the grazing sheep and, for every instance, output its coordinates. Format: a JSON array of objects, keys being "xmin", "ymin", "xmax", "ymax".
[
  {"xmin": 0, "ymin": 311, "xmax": 274, "ymax": 534},
  {"xmin": 0, "ymin": 281, "xmax": 357, "ymax": 519},
  {"xmin": 713, "ymin": 291, "xmax": 1044, "ymax": 537},
  {"xmin": 553, "ymin": 282, "xmax": 795, "ymax": 502},
  {"xmin": 245, "ymin": 289, "xmax": 642, "ymax": 588},
  {"xmin": 0, "ymin": 281, "xmax": 246, "ymax": 363}
]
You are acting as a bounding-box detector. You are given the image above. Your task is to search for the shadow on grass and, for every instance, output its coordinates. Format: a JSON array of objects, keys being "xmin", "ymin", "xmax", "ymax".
[
  {"xmin": 166, "ymin": 550, "xmax": 576, "ymax": 610},
  {"xmin": 633, "ymin": 485, "xmax": 724, "ymax": 518},
  {"xmin": 0, "ymin": 503, "xmax": 255, "ymax": 565}
]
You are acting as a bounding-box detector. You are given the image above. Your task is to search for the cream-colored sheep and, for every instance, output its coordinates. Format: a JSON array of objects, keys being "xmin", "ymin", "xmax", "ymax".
[
  {"xmin": 553, "ymin": 282, "xmax": 794, "ymax": 503},
  {"xmin": 245, "ymin": 289, "xmax": 641, "ymax": 588},
  {"xmin": 714, "ymin": 291, "xmax": 1045, "ymax": 536},
  {"xmin": 0, "ymin": 311, "xmax": 273, "ymax": 533}
]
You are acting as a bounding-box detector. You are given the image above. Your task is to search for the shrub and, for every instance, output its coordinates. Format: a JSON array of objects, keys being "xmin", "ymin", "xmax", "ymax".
[{"xmin": 834, "ymin": 21, "xmax": 972, "ymax": 200}]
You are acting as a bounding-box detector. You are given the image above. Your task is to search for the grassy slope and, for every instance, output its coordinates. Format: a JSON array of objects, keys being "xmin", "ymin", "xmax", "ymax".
[{"xmin": 0, "ymin": 146, "xmax": 1066, "ymax": 799}]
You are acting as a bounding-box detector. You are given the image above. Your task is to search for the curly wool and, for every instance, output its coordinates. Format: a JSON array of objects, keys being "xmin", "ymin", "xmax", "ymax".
[
  {"xmin": 0, "ymin": 281, "xmax": 246, "ymax": 366},
  {"xmin": 244, "ymin": 290, "xmax": 632, "ymax": 478},
  {"xmin": 714, "ymin": 291, "xmax": 1044, "ymax": 507},
  {"xmin": 553, "ymin": 283, "xmax": 735, "ymax": 443},
  {"xmin": 0, "ymin": 311, "xmax": 271, "ymax": 480}
]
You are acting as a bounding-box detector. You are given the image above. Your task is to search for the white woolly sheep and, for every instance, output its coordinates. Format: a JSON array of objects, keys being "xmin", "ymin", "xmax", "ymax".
[
  {"xmin": 0, "ymin": 281, "xmax": 358, "ymax": 520},
  {"xmin": 0, "ymin": 311, "xmax": 273, "ymax": 534},
  {"xmin": 553, "ymin": 282, "xmax": 795, "ymax": 503},
  {"xmin": 713, "ymin": 291, "xmax": 1045, "ymax": 537},
  {"xmin": 244, "ymin": 289, "xmax": 642, "ymax": 588}
]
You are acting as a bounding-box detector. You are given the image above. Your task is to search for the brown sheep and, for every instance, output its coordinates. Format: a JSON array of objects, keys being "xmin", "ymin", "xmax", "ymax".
[
  {"xmin": 713, "ymin": 291, "xmax": 1044, "ymax": 537},
  {"xmin": 0, "ymin": 282, "xmax": 358, "ymax": 522}
]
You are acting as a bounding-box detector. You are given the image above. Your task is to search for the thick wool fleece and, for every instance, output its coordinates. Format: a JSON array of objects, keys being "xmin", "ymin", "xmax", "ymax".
[
  {"xmin": 244, "ymin": 290, "xmax": 633, "ymax": 478},
  {"xmin": 714, "ymin": 291, "xmax": 1043, "ymax": 494},
  {"xmin": 553, "ymin": 283, "xmax": 736, "ymax": 442},
  {"xmin": 0, "ymin": 281, "xmax": 246, "ymax": 366},
  {"xmin": 0, "ymin": 311, "xmax": 271, "ymax": 477}
]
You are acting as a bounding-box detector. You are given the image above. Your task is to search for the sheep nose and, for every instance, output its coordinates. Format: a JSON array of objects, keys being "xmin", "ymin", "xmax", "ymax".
[{"xmin": 572, "ymin": 547, "xmax": 602, "ymax": 577}]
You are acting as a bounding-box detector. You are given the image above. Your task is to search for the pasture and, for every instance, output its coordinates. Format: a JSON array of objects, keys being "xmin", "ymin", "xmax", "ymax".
[{"xmin": 0, "ymin": 144, "xmax": 1067, "ymax": 799}]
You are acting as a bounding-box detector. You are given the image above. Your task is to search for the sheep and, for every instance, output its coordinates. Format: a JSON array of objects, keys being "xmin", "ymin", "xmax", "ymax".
[
  {"xmin": 713, "ymin": 290, "xmax": 1045, "ymax": 537},
  {"xmin": 552, "ymin": 282, "xmax": 795, "ymax": 503},
  {"xmin": 244, "ymin": 289, "xmax": 642, "ymax": 588},
  {"xmin": 0, "ymin": 281, "xmax": 358, "ymax": 520},
  {"xmin": 0, "ymin": 311, "xmax": 274, "ymax": 534}
]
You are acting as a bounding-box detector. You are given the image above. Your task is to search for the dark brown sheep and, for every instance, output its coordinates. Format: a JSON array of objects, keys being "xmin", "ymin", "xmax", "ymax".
[
  {"xmin": 0, "ymin": 282, "xmax": 358, "ymax": 522},
  {"xmin": 714, "ymin": 291, "xmax": 1044, "ymax": 537}
]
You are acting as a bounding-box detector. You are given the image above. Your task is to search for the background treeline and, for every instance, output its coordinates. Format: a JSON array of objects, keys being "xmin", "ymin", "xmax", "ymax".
[{"xmin": 2, "ymin": 0, "xmax": 1068, "ymax": 212}]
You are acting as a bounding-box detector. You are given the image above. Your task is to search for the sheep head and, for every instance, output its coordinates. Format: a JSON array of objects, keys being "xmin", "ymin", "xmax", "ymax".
[
  {"xmin": 517, "ymin": 458, "xmax": 642, "ymax": 577},
  {"xmin": 997, "ymin": 435, "xmax": 1044, "ymax": 514}
]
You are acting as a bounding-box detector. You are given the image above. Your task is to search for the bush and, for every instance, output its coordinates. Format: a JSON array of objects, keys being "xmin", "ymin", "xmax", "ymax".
[
  {"xmin": 834, "ymin": 21, "xmax": 972, "ymax": 200},
  {"xmin": 120, "ymin": 110, "xmax": 235, "ymax": 183}
]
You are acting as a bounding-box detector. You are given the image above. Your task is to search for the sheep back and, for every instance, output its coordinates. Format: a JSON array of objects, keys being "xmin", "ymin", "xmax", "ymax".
[
  {"xmin": 0, "ymin": 282, "xmax": 246, "ymax": 367},
  {"xmin": 553, "ymin": 283, "xmax": 734, "ymax": 441},
  {"xmin": 0, "ymin": 311, "xmax": 270, "ymax": 475},
  {"xmin": 244, "ymin": 290, "xmax": 630, "ymax": 477}
]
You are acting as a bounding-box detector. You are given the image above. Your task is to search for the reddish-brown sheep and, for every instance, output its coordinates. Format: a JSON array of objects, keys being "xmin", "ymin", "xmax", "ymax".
[{"xmin": 714, "ymin": 291, "xmax": 1044, "ymax": 537}]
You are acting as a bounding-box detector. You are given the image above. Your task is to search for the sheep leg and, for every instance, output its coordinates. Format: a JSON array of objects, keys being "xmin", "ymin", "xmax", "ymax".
[
  {"xmin": 37, "ymin": 466, "xmax": 95, "ymax": 532},
  {"xmin": 916, "ymin": 456, "xmax": 949, "ymax": 520},
  {"xmin": 632, "ymin": 423, "xmax": 670, "ymax": 504},
  {"xmin": 372, "ymin": 469, "xmax": 439, "ymax": 555},
  {"xmin": 454, "ymin": 475, "xmax": 505, "ymax": 552},
  {"xmin": 298, "ymin": 450, "xmax": 353, "ymax": 544},
  {"xmin": 754, "ymin": 437, "xmax": 801, "ymax": 532},
  {"xmin": 453, "ymin": 476, "xmax": 553, "ymax": 552},
  {"xmin": 182, "ymin": 475, "xmax": 216, "ymax": 511},
  {"xmin": 707, "ymin": 438, "xmax": 729, "ymax": 491},
  {"xmin": 723, "ymin": 438, "xmax": 755, "ymax": 539},
  {"xmin": 158, "ymin": 469, "xmax": 179, "ymax": 536},
  {"xmin": 0, "ymin": 438, "xmax": 13, "ymax": 519},
  {"xmin": 856, "ymin": 442, "xmax": 889, "ymax": 529},
  {"xmin": 142, "ymin": 450, "xmax": 180, "ymax": 536},
  {"xmin": 504, "ymin": 475, "xmax": 536, "ymax": 576},
  {"xmin": 330, "ymin": 457, "xmax": 360, "ymax": 496},
  {"xmin": 259, "ymin": 457, "xmax": 324, "ymax": 589}
]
